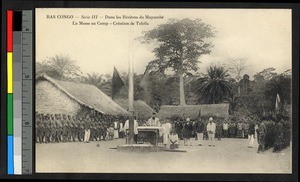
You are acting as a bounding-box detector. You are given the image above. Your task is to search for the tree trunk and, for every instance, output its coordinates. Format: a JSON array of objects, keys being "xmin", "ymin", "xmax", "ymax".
[{"xmin": 179, "ymin": 73, "xmax": 186, "ymax": 106}]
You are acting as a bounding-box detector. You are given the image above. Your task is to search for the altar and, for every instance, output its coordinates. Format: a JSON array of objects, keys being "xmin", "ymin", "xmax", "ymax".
[{"xmin": 137, "ymin": 126, "xmax": 163, "ymax": 146}]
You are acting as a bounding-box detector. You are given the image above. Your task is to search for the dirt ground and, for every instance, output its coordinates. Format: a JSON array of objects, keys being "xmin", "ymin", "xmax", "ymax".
[{"xmin": 36, "ymin": 137, "xmax": 292, "ymax": 173}]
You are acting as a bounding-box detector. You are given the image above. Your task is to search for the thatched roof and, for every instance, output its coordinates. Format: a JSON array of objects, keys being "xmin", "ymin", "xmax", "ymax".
[
  {"xmin": 157, "ymin": 104, "xmax": 229, "ymax": 120},
  {"xmin": 36, "ymin": 75, "xmax": 128, "ymax": 115},
  {"xmin": 114, "ymin": 98, "xmax": 156, "ymax": 119}
]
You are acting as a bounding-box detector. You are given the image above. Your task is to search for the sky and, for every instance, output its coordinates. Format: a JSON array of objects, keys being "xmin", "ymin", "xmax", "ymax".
[{"xmin": 36, "ymin": 8, "xmax": 291, "ymax": 79}]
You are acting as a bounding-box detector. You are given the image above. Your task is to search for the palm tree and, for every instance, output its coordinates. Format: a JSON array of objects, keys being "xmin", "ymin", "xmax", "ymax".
[
  {"xmin": 84, "ymin": 72, "xmax": 104, "ymax": 88},
  {"xmin": 198, "ymin": 65, "xmax": 232, "ymax": 104}
]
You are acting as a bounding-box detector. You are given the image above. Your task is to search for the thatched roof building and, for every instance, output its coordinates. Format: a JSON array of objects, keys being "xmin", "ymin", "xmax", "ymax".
[
  {"xmin": 114, "ymin": 98, "xmax": 156, "ymax": 119},
  {"xmin": 157, "ymin": 104, "xmax": 229, "ymax": 120},
  {"xmin": 36, "ymin": 75, "xmax": 128, "ymax": 117}
]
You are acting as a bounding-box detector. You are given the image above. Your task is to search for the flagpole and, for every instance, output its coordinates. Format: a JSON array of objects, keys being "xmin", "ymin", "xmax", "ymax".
[{"xmin": 128, "ymin": 29, "xmax": 135, "ymax": 145}]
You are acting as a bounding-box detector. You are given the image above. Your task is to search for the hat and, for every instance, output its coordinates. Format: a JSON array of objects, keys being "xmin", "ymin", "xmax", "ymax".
[
  {"xmin": 186, "ymin": 118, "xmax": 190, "ymax": 122},
  {"xmin": 209, "ymin": 117, "xmax": 213, "ymax": 121}
]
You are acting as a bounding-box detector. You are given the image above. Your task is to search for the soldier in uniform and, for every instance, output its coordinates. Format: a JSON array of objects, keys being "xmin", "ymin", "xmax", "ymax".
[
  {"xmin": 183, "ymin": 118, "xmax": 193, "ymax": 146},
  {"xmin": 257, "ymin": 119, "xmax": 267, "ymax": 153},
  {"xmin": 273, "ymin": 115, "xmax": 284, "ymax": 153},
  {"xmin": 90, "ymin": 122, "xmax": 96, "ymax": 142},
  {"xmin": 75, "ymin": 117, "xmax": 81, "ymax": 142},
  {"xmin": 44, "ymin": 116, "xmax": 52, "ymax": 143},
  {"xmin": 243, "ymin": 119, "xmax": 249, "ymax": 139},
  {"xmin": 39, "ymin": 114, "xmax": 46, "ymax": 143},
  {"xmin": 50, "ymin": 115, "xmax": 57, "ymax": 143},
  {"xmin": 174, "ymin": 119, "xmax": 183, "ymax": 140},
  {"xmin": 229, "ymin": 120, "xmax": 236, "ymax": 138},
  {"xmin": 99, "ymin": 122, "xmax": 104, "ymax": 141},
  {"xmin": 237, "ymin": 120, "xmax": 243, "ymax": 138},
  {"xmin": 282, "ymin": 116, "xmax": 291, "ymax": 149},
  {"xmin": 55, "ymin": 121, "xmax": 62, "ymax": 143},
  {"xmin": 36, "ymin": 115, "xmax": 41, "ymax": 143},
  {"xmin": 78, "ymin": 118, "xmax": 85, "ymax": 142},
  {"xmin": 94, "ymin": 121, "xmax": 100, "ymax": 141},
  {"xmin": 215, "ymin": 118, "xmax": 223, "ymax": 141},
  {"xmin": 67, "ymin": 115, "xmax": 73, "ymax": 142},
  {"xmin": 72, "ymin": 117, "xmax": 78, "ymax": 142},
  {"xmin": 56, "ymin": 114, "xmax": 62, "ymax": 142},
  {"xmin": 61, "ymin": 114, "xmax": 68, "ymax": 142},
  {"xmin": 195, "ymin": 117, "xmax": 205, "ymax": 146}
]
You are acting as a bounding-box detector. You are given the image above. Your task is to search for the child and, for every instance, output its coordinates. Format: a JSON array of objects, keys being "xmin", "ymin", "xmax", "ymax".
[
  {"xmin": 169, "ymin": 129, "xmax": 179, "ymax": 149},
  {"xmin": 108, "ymin": 124, "xmax": 114, "ymax": 140}
]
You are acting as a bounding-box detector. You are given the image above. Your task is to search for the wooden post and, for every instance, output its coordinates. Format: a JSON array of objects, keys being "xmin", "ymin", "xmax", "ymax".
[{"xmin": 128, "ymin": 31, "xmax": 134, "ymax": 144}]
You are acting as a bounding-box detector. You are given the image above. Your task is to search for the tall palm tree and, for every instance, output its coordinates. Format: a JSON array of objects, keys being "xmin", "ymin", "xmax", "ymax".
[{"xmin": 198, "ymin": 65, "xmax": 232, "ymax": 104}]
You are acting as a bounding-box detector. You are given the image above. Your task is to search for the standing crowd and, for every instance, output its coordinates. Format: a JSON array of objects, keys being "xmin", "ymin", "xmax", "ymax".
[
  {"xmin": 36, "ymin": 112, "xmax": 291, "ymax": 153},
  {"xmin": 171, "ymin": 114, "xmax": 291, "ymax": 153}
]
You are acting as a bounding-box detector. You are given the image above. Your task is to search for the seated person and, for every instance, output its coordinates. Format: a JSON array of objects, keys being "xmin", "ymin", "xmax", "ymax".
[
  {"xmin": 108, "ymin": 125, "xmax": 114, "ymax": 140},
  {"xmin": 169, "ymin": 129, "xmax": 179, "ymax": 149}
]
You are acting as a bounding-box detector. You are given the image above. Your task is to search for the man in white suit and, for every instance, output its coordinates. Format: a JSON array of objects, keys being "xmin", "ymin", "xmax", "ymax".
[{"xmin": 206, "ymin": 117, "xmax": 216, "ymax": 147}]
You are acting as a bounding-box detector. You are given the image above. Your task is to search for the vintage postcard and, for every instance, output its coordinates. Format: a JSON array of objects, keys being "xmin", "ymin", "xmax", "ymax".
[{"xmin": 35, "ymin": 8, "xmax": 292, "ymax": 173}]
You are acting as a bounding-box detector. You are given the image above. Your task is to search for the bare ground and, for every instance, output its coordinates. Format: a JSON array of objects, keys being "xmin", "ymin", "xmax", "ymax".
[{"xmin": 36, "ymin": 138, "xmax": 292, "ymax": 173}]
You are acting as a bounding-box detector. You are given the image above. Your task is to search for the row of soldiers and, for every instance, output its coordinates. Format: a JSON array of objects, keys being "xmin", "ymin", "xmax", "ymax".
[{"xmin": 35, "ymin": 113, "xmax": 117, "ymax": 143}]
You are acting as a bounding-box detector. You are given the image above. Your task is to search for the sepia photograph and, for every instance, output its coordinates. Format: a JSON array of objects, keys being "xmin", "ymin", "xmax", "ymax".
[{"xmin": 35, "ymin": 8, "xmax": 292, "ymax": 173}]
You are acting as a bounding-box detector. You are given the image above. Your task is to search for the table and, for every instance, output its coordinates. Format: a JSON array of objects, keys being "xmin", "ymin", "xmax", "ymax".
[{"xmin": 137, "ymin": 126, "xmax": 163, "ymax": 146}]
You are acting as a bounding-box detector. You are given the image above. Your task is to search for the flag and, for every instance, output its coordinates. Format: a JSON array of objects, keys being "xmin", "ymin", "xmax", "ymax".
[
  {"xmin": 112, "ymin": 67, "xmax": 125, "ymax": 100},
  {"xmin": 139, "ymin": 66, "xmax": 151, "ymax": 104},
  {"xmin": 198, "ymin": 110, "xmax": 201, "ymax": 118},
  {"xmin": 140, "ymin": 66, "xmax": 150, "ymax": 90},
  {"xmin": 275, "ymin": 93, "xmax": 281, "ymax": 113}
]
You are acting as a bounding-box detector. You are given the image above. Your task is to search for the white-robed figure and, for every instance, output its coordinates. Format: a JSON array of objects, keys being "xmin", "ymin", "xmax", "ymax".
[
  {"xmin": 119, "ymin": 122, "xmax": 124, "ymax": 138},
  {"xmin": 123, "ymin": 116, "xmax": 139, "ymax": 143},
  {"xmin": 162, "ymin": 120, "xmax": 172, "ymax": 147},
  {"xmin": 206, "ymin": 117, "xmax": 216, "ymax": 147},
  {"xmin": 113, "ymin": 120, "xmax": 120, "ymax": 139},
  {"xmin": 147, "ymin": 112, "xmax": 161, "ymax": 127}
]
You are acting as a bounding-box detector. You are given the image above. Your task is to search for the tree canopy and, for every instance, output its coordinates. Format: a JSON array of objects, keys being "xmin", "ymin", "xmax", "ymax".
[
  {"xmin": 197, "ymin": 65, "xmax": 232, "ymax": 104},
  {"xmin": 36, "ymin": 55, "xmax": 82, "ymax": 80},
  {"xmin": 143, "ymin": 18, "xmax": 215, "ymax": 75},
  {"xmin": 142, "ymin": 18, "xmax": 215, "ymax": 105}
]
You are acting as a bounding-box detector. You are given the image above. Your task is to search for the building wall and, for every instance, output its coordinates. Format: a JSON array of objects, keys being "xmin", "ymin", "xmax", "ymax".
[{"xmin": 36, "ymin": 80, "xmax": 81, "ymax": 116}]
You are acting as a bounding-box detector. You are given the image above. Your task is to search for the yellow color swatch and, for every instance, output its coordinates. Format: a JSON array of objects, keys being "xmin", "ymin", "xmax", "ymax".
[{"xmin": 7, "ymin": 52, "xmax": 13, "ymax": 93}]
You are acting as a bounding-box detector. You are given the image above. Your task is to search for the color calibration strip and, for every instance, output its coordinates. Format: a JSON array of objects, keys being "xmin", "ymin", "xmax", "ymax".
[
  {"xmin": 6, "ymin": 10, "xmax": 33, "ymax": 175},
  {"xmin": 7, "ymin": 10, "xmax": 14, "ymax": 175}
]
